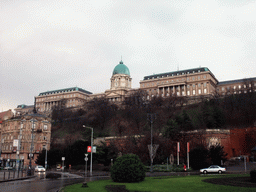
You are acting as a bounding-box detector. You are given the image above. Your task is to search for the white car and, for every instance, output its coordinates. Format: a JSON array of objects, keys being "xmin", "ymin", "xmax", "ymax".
[
  {"xmin": 200, "ymin": 165, "xmax": 226, "ymax": 174},
  {"xmin": 3, "ymin": 166, "xmax": 14, "ymax": 170},
  {"xmin": 35, "ymin": 165, "xmax": 46, "ymax": 172}
]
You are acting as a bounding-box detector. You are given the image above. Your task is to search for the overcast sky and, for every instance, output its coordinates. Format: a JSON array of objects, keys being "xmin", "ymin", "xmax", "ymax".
[{"xmin": 1, "ymin": 0, "xmax": 256, "ymax": 112}]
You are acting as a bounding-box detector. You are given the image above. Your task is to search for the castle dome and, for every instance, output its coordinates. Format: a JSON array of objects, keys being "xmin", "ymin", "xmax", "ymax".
[{"xmin": 112, "ymin": 60, "xmax": 130, "ymax": 76}]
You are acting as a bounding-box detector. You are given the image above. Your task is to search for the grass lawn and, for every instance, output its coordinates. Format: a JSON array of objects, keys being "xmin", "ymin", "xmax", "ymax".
[{"xmin": 62, "ymin": 174, "xmax": 254, "ymax": 192}]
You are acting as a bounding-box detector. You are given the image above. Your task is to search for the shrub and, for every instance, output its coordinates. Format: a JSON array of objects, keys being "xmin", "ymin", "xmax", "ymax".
[
  {"xmin": 250, "ymin": 169, "xmax": 256, "ymax": 182},
  {"xmin": 111, "ymin": 154, "xmax": 146, "ymax": 183}
]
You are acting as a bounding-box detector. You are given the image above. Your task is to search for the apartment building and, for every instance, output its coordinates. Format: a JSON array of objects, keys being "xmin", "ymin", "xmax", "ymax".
[{"xmin": 0, "ymin": 113, "xmax": 51, "ymax": 168}]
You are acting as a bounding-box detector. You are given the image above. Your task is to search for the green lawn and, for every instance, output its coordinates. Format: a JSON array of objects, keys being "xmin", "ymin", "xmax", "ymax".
[{"xmin": 63, "ymin": 174, "xmax": 253, "ymax": 192}]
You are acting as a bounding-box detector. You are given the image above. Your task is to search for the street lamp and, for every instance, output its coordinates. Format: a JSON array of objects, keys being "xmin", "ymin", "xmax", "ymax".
[
  {"xmin": 147, "ymin": 113, "xmax": 156, "ymax": 173},
  {"xmin": 42, "ymin": 120, "xmax": 49, "ymax": 170},
  {"xmin": 16, "ymin": 119, "xmax": 25, "ymax": 171},
  {"xmin": 84, "ymin": 153, "xmax": 88, "ymax": 177},
  {"xmin": 83, "ymin": 125, "xmax": 93, "ymax": 177},
  {"xmin": 28, "ymin": 118, "xmax": 37, "ymax": 176}
]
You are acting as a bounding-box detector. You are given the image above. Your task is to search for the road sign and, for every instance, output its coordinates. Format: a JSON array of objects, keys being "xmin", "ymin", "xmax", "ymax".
[
  {"xmin": 87, "ymin": 146, "xmax": 92, "ymax": 153},
  {"xmin": 92, "ymin": 146, "xmax": 96, "ymax": 153},
  {"xmin": 84, "ymin": 157, "xmax": 88, "ymax": 161},
  {"xmin": 13, "ymin": 139, "xmax": 19, "ymax": 147}
]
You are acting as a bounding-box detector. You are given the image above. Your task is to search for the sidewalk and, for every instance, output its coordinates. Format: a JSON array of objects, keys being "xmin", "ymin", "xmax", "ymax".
[{"xmin": 0, "ymin": 170, "xmax": 36, "ymax": 183}]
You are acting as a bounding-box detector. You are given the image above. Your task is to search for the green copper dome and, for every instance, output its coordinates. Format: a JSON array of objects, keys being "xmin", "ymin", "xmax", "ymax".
[{"xmin": 112, "ymin": 60, "xmax": 130, "ymax": 76}]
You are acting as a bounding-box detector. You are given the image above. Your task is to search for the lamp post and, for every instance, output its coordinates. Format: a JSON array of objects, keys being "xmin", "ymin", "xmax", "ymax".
[
  {"xmin": 16, "ymin": 120, "xmax": 24, "ymax": 171},
  {"xmin": 45, "ymin": 142, "xmax": 48, "ymax": 170},
  {"xmin": 84, "ymin": 153, "xmax": 88, "ymax": 177},
  {"xmin": 28, "ymin": 118, "xmax": 37, "ymax": 176},
  {"xmin": 42, "ymin": 120, "xmax": 49, "ymax": 170},
  {"xmin": 147, "ymin": 113, "xmax": 156, "ymax": 173},
  {"xmin": 83, "ymin": 125, "xmax": 93, "ymax": 177}
]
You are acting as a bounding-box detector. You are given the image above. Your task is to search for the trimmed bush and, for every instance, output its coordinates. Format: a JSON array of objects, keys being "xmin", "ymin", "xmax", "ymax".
[
  {"xmin": 250, "ymin": 169, "xmax": 256, "ymax": 182},
  {"xmin": 111, "ymin": 154, "xmax": 146, "ymax": 183}
]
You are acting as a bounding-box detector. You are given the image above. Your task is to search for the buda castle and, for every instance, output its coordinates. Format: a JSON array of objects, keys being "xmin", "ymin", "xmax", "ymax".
[{"xmin": 15, "ymin": 60, "xmax": 256, "ymax": 115}]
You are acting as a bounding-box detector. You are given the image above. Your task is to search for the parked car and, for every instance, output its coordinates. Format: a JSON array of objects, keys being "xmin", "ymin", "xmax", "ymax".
[
  {"xmin": 200, "ymin": 165, "xmax": 226, "ymax": 174},
  {"xmin": 35, "ymin": 165, "xmax": 46, "ymax": 172},
  {"xmin": 3, "ymin": 166, "xmax": 14, "ymax": 170}
]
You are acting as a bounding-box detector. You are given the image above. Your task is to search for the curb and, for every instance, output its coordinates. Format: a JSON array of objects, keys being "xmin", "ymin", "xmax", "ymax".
[{"xmin": 0, "ymin": 176, "xmax": 36, "ymax": 183}]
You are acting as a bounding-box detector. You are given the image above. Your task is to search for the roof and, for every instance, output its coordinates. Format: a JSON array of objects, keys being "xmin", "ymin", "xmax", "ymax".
[
  {"xmin": 143, "ymin": 67, "xmax": 211, "ymax": 80},
  {"xmin": 23, "ymin": 113, "xmax": 48, "ymax": 119},
  {"xmin": 38, "ymin": 87, "xmax": 92, "ymax": 96},
  {"xmin": 113, "ymin": 60, "xmax": 130, "ymax": 76},
  {"xmin": 218, "ymin": 77, "xmax": 256, "ymax": 86},
  {"xmin": 16, "ymin": 104, "xmax": 34, "ymax": 109},
  {"xmin": 0, "ymin": 109, "xmax": 13, "ymax": 121}
]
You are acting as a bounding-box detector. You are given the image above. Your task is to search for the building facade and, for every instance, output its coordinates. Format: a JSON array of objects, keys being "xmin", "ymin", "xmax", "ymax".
[
  {"xmin": 34, "ymin": 87, "xmax": 92, "ymax": 114},
  {"xmin": 26, "ymin": 60, "xmax": 133, "ymax": 114},
  {"xmin": 0, "ymin": 113, "xmax": 51, "ymax": 168},
  {"xmin": 15, "ymin": 61, "xmax": 256, "ymax": 115},
  {"xmin": 140, "ymin": 67, "xmax": 218, "ymax": 98},
  {"xmin": 15, "ymin": 104, "xmax": 35, "ymax": 116}
]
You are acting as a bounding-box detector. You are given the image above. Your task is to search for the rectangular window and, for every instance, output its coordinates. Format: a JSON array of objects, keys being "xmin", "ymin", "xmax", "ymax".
[
  {"xmin": 44, "ymin": 125, "xmax": 47, "ymax": 130},
  {"xmin": 204, "ymin": 88, "xmax": 207, "ymax": 93}
]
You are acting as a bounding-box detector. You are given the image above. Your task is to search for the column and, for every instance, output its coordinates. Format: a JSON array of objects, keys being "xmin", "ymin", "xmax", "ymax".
[{"xmin": 184, "ymin": 85, "xmax": 187, "ymax": 96}]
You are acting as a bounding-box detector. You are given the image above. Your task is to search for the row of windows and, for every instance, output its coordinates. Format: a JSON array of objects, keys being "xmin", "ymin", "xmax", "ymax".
[
  {"xmin": 2, "ymin": 134, "xmax": 48, "ymax": 141},
  {"xmin": 2, "ymin": 144, "xmax": 46, "ymax": 151},
  {"xmin": 145, "ymin": 69, "xmax": 206, "ymax": 80},
  {"xmin": 147, "ymin": 88, "xmax": 208, "ymax": 97},
  {"xmin": 39, "ymin": 88, "xmax": 78, "ymax": 96},
  {"xmin": 37, "ymin": 94, "xmax": 78, "ymax": 101},
  {"xmin": 2, "ymin": 124, "xmax": 48, "ymax": 131},
  {"xmin": 220, "ymin": 83, "xmax": 256, "ymax": 91},
  {"xmin": 142, "ymin": 80, "xmax": 208, "ymax": 88}
]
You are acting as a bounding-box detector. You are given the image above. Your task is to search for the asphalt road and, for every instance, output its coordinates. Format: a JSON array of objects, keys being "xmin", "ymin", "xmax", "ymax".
[
  {"xmin": 0, "ymin": 171, "xmax": 109, "ymax": 192},
  {"xmin": 1, "ymin": 161, "xmax": 255, "ymax": 192}
]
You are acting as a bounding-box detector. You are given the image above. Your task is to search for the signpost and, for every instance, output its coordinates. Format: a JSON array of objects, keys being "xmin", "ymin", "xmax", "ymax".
[
  {"xmin": 83, "ymin": 125, "xmax": 94, "ymax": 177},
  {"xmin": 62, "ymin": 157, "xmax": 65, "ymax": 173},
  {"xmin": 84, "ymin": 154, "xmax": 88, "ymax": 177},
  {"xmin": 177, "ymin": 142, "xmax": 180, "ymax": 165},
  {"xmin": 87, "ymin": 146, "xmax": 91, "ymax": 153}
]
